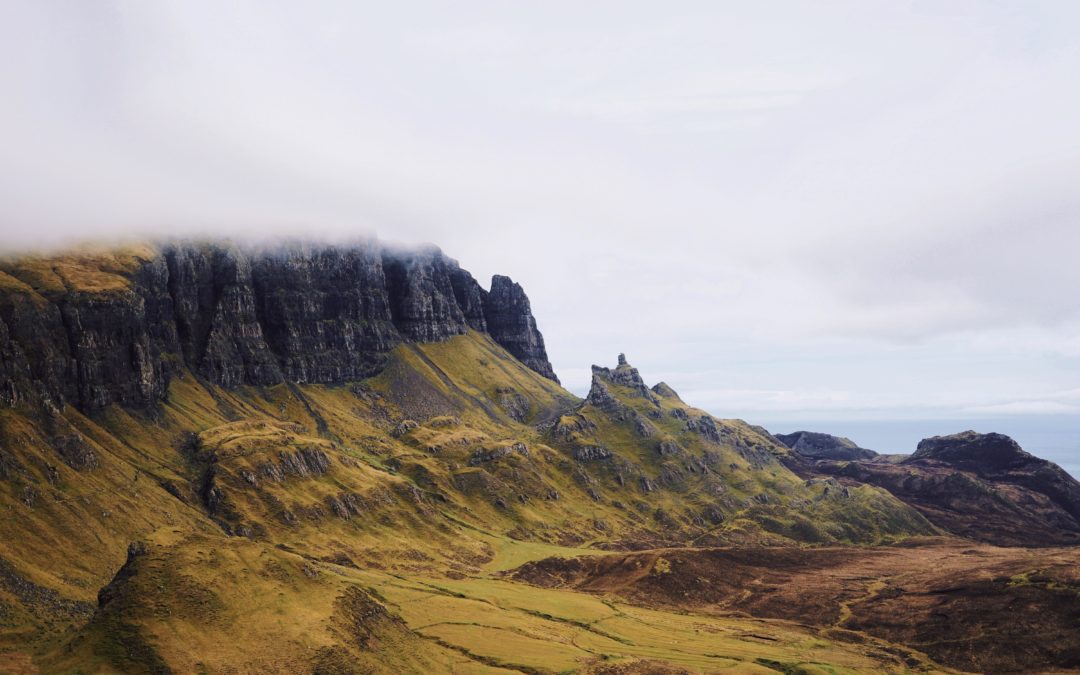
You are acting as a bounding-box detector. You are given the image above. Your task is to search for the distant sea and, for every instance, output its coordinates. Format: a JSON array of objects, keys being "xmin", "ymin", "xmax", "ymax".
[{"xmin": 762, "ymin": 415, "xmax": 1080, "ymax": 479}]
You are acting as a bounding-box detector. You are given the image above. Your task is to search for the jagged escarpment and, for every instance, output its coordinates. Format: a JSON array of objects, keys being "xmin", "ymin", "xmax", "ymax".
[
  {"xmin": 0, "ymin": 240, "xmax": 559, "ymax": 413},
  {"xmin": 586, "ymin": 353, "xmax": 659, "ymax": 410}
]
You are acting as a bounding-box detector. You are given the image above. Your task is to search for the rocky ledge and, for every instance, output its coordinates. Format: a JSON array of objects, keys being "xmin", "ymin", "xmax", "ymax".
[{"xmin": 0, "ymin": 239, "xmax": 559, "ymax": 413}]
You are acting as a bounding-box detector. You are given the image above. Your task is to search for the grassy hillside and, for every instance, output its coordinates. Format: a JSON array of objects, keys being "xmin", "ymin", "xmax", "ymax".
[
  {"xmin": 33, "ymin": 532, "xmax": 947, "ymax": 674},
  {"xmin": 0, "ymin": 324, "xmax": 944, "ymax": 672}
]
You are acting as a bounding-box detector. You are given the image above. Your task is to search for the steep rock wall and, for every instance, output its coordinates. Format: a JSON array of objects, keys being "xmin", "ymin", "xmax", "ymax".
[{"xmin": 0, "ymin": 240, "xmax": 559, "ymax": 413}]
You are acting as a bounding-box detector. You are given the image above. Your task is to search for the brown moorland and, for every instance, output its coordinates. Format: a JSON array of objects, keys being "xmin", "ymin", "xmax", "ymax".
[{"xmin": 510, "ymin": 538, "xmax": 1080, "ymax": 673}]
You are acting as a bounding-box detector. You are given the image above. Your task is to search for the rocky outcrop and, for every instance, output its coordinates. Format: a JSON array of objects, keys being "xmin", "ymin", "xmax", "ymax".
[
  {"xmin": 62, "ymin": 291, "xmax": 165, "ymax": 410},
  {"xmin": 482, "ymin": 275, "xmax": 559, "ymax": 383},
  {"xmin": 650, "ymin": 381, "xmax": 682, "ymax": 402},
  {"xmin": 585, "ymin": 376, "xmax": 621, "ymax": 411},
  {"xmin": 656, "ymin": 440, "xmax": 684, "ymax": 457},
  {"xmin": 0, "ymin": 240, "xmax": 559, "ymax": 413},
  {"xmin": 588, "ymin": 354, "xmax": 659, "ymax": 407},
  {"xmin": 468, "ymin": 442, "xmax": 528, "ymax": 466},
  {"xmin": 51, "ymin": 434, "xmax": 98, "ymax": 472},
  {"xmin": 553, "ymin": 414, "xmax": 596, "ymax": 440},
  {"xmin": 908, "ymin": 431, "xmax": 1029, "ymax": 472},
  {"xmin": 0, "ymin": 275, "xmax": 76, "ymax": 408},
  {"xmin": 775, "ymin": 431, "xmax": 877, "ymax": 461},
  {"xmin": 0, "ymin": 266, "xmax": 174, "ymax": 411},
  {"xmin": 573, "ymin": 445, "xmax": 613, "ymax": 462}
]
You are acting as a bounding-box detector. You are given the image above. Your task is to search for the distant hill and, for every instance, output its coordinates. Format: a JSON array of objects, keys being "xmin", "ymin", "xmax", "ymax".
[{"xmin": 783, "ymin": 428, "xmax": 1080, "ymax": 546}]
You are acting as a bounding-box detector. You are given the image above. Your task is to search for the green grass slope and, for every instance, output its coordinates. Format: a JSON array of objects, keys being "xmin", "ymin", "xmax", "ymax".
[{"xmin": 0, "ymin": 320, "xmax": 942, "ymax": 672}]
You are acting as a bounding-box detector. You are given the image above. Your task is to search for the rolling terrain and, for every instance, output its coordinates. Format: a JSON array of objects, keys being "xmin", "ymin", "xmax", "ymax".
[{"xmin": 0, "ymin": 240, "xmax": 1077, "ymax": 673}]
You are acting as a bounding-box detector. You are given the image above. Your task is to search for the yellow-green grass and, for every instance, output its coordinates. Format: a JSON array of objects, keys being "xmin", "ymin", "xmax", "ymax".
[
  {"xmin": 41, "ymin": 535, "xmax": 503, "ymax": 674},
  {"xmin": 368, "ymin": 331, "xmax": 577, "ymax": 429},
  {"xmin": 29, "ymin": 529, "xmax": 943, "ymax": 673},
  {"xmin": 0, "ymin": 326, "xmax": 931, "ymax": 626},
  {"xmin": 353, "ymin": 563, "xmax": 940, "ymax": 674},
  {"xmin": 0, "ymin": 328, "xmax": 947, "ymax": 673},
  {"xmin": 0, "ymin": 244, "xmax": 158, "ymax": 296},
  {"xmin": 477, "ymin": 534, "xmax": 603, "ymax": 573}
]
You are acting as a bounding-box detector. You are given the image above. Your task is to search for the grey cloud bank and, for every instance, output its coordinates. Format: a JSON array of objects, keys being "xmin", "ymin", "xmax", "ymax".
[{"xmin": 1, "ymin": 1, "xmax": 1079, "ymax": 439}]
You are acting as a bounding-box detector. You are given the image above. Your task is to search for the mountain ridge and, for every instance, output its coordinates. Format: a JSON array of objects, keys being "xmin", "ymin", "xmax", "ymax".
[
  {"xmin": 1, "ymin": 239, "xmax": 1079, "ymax": 673},
  {"xmin": 0, "ymin": 239, "xmax": 558, "ymax": 415}
]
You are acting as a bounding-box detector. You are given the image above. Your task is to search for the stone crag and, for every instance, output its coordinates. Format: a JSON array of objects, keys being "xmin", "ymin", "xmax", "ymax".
[
  {"xmin": 0, "ymin": 240, "xmax": 559, "ymax": 414},
  {"xmin": 482, "ymin": 275, "xmax": 560, "ymax": 384}
]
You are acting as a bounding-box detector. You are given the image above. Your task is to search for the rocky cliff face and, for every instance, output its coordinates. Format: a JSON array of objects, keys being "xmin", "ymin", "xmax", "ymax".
[
  {"xmin": 381, "ymin": 245, "xmax": 469, "ymax": 343},
  {"xmin": 0, "ymin": 240, "xmax": 559, "ymax": 413},
  {"xmin": 482, "ymin": 275, "xmax": 559, "ymax": 384},
  {"xmin": 249, "ymin": 243, "xmax": 399, "ymax": 384}
]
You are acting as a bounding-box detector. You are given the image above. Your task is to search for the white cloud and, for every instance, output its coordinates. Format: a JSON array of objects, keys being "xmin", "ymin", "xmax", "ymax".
[{"xmin": 1, "ymin": 0, "xmax": 1079, "ymax": 424}]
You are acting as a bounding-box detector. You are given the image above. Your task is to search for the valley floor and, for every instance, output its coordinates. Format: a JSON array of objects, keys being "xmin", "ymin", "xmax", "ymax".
[
  {"xmin": 15, "ymin": 527, "xmax": 961, "ymax": 675},
  {"xmin": 512, "ymin": 537, "xmax": 1080, "ymax": 673}
]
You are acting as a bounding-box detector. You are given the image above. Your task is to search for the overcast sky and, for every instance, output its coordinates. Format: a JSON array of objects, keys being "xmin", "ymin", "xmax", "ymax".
[{"xmin": 3, "ymin": 1, "xmax": 1080, "ymax": 432}]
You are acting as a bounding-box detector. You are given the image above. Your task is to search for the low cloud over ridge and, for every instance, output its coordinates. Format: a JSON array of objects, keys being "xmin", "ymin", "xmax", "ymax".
[{"xmin": 2, "ymin": 1, "xmax": 1079, "ymax": 420}]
